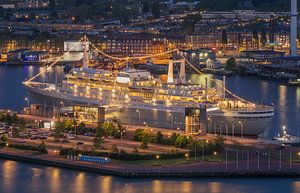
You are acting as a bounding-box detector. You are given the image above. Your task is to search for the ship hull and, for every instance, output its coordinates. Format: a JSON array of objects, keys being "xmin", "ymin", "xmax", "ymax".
[
  {"xmin": 206, "ymin": 114, "xmax": 273, "ymax": 136},
  {"xmin": 26, "ymin": 85, "xmax": 273, "ymax": 136}
]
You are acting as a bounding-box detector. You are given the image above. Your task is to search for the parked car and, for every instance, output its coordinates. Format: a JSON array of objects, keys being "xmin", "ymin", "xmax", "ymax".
[
  {"xmin": 30, "ymin": 136, "xmax": 39, "ymax": 140},
  {"xmin": 67, "ymin": 135, "xmax": 76, "ymax": 139},
  {"xmin": 76, "ymin": 141, "xmax": 84, "ymax": 145},
  {"xmin": 60, "ymin": 139, "xmax": 70, "ymax": 144}
]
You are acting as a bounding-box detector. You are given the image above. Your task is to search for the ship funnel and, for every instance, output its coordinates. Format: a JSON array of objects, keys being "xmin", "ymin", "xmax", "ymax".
[
  {"xmin": 290, "ymin": 0, "xmax": 298, "ymax": 56},
  {"xmin": 83, "ymin": 35, "xmax": 89, "ymax": 68},
  {"xmin": 179, "ymin": 59, "xmax": 186, "ymax": 84},
  {"xmin": 167, "ymin": 60, "xmax": 174, "ymax": 83}
]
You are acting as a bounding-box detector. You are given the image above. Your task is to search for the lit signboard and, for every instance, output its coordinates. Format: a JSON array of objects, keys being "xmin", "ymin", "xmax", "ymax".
[{"xmin": 23, "ymin": 54, "xmax": 39, "ymax": 61}]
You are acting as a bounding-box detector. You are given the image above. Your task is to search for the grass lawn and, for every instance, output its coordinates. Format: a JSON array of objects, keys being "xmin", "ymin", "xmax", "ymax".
[
  {"xmin": 113, "ymin": 154, "xmax": 225, "ymax": 166},
  {"xmin": 5, "ymin": 147, "xmax": 44, "ymax": 155}
]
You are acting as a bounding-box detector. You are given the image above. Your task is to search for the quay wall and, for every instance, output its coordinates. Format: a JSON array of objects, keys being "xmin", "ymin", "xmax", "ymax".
[{"xmin": 1, "ymin": 152, "xmax": 300, "ymax": 178}]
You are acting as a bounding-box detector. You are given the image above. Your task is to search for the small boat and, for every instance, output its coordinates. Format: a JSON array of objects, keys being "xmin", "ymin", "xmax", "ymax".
[
  {"xmin": 287, "ymin": 78, "xmax": 300, "ymax": 86},
  {"xmin": 270, "ymin": 126, "xmax": 300, "ymax": 145}
]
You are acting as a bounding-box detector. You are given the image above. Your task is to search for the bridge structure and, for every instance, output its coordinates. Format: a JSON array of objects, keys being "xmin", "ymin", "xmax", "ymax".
[{"xmin": 23, "ymin": 35, "xmax": 250, "ymax": 104}]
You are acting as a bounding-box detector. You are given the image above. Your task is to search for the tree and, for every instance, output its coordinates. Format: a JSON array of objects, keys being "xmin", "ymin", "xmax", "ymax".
[
  {"xmin": 182, "ymin": 14, "xmax": 202, "ymax": 34},
  {"xmin": 12, "ymin": 127, "xmax": 20, "ymax": 138},
  {"xmin": 175, "ymin": 135, "xmax": 189, "ymax": 148},
  {"xmin": 261, "ymin": 29, "xmax": 267, "ymax": 47},
  {"xmin": 253, "ymin": 28, "xmax": 259, "ymax": 42},
  {"xmin": 212, "ymin": 135, "xmax": 225, "ymax": 152},
  {"xmin": 49, "ymin": 0, "xmax": 56, "ymax": 7},
  {"xmin": 93, "ymin": 126, "xmax": 105, "ymax": 149},
  {"xmin": 253, "ymin": 28, "xmax": 259, "ymax": 48},
  {"xmin": 140, "ymin": 134, "xmax": 149, "ymax": 149},
  {"xmin": 109, "ymin": 144, "xmax": 119, "ymax": 154},
  {"xmin": 133, "ymin": 129, "xmax": 145, "ymax": 141},
  {"xmin": 115, "ymin": 120, "xmax": 126, "ymax": 139},
  {"xmin": 222, "ymin": 29, "xmax": 228, "ymax": 45},
  {"xmin": 54, "ymin": 121, "xmax": 65, "ymax": 141},
  {"xmin": 64, "ymin": 119, "xmax": 76, "ymax": 132},
  {"xmin": 170, "ymin": 133, "xmax": 179, "ymax": 146},
  {"xmin": 152, "ymin": 1, "xmax": 160, "ymax": 19},
  {"xmin": 77, "ymin": 122, "xmax": 86, "ymax": 134},
  {"xmin": 225, "ymin": 57, "xmax": 237, "ymax": 71},
  {"xmin": 38, "ymin": 141, "xmax": 47, "ymax": 150},
  {"xmin": 132, "ymin": 147, "xmax": 139, "ymax": 154},
  {"xmin": 17, "ymin": 118, "xmax": 26, "ymax": 132},
  {"xmin": 142, "ymin": 1, "xmax": 149, "ymax": 13},
  {"xmin": 102, "ymin": 121, "xmax": 115, "ymax": 136},
  {"xmin": 0, "ymin": 134, "xmax": 8, "ymax": 143},
  {"xmin": 119, "ymin": 149, "xmax": 128, "ymax": 157},
  {"xmin": 155, "ymin": 131, "xmax": 164, "ymax": 143},
  {"xmin": 49, "ymin": 11, "xmax": 58, "ymax": 20}
]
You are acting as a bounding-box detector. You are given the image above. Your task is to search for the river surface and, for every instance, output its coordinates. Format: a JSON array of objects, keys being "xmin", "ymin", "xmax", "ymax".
[
  {"xmin": 0, "ymin": 64, "xmax": 300, "ymax": 192},
  {"xmin": 0, "ymin": 160, "xmax": 300, "ymax": 193}
]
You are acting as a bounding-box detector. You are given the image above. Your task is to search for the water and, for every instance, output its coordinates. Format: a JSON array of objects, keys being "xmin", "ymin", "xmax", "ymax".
[{"xmin": 0, "ymin": 160, "xmax": 300, "ymax": 193}]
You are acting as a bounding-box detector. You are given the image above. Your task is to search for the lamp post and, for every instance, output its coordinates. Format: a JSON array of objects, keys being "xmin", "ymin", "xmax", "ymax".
[
  {"xmin": 136, "ymin": 109, "xmax": 141, "ymax": 125},
  {"xmin": 73, "ymin": 119, "xmax": 77, "ymax": 136},
  {"xmin": 257, "ymin": 151, "xmax": 260, "ymax": 170},
  {"xmin": 290, "ymin": 145, "xmax": 292, "ymax": 171},
  {"xmin": 247, "ymin": 150, "xmax": 250, "ymax": 170},
  {"xmin": 225, "ymin": 149, "xmax": 228, "ymax": 171},
  {"xmin": 25, "ymin": 98, "xmax": 29, "ymax": 107},
  {"xmin": 201, "ymin": 143, "xmax": 204, "ymax": 161},
  {"xmin": 232, "ymin": 122, "xmax": 235, "ymax": 138},
  {"xmin": 60, "ymin": 101, "xmax": 64, "ymax": 108},
  {"xmin": 236, "ymin": 149, "xmax": 239, "ymax": 170},
  {"xmin": 118, "ymin": 129, "xmax": 126, "ymax": 140},
  {"xmin": 279, "ymin": 150, "xmax": 282, "ymax": 171},
  {"xmin": 185, "ymin": 153, "xmax": 189, "ymax": 162},
  {"xmin": 168, "ymin": 113, "xmax": 173, "ymax": 129},
  {"xmin": 207, "ymin": 117, "xmax": 212, "ymax": 131},
  {"xmin": 238, "ymin": 121, "xmax": 244, "ymax": 140}
]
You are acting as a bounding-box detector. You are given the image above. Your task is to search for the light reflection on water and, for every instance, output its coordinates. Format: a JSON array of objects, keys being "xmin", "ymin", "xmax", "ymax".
[{"xmin": 1, "ymin": 160, "xmax": 300, "ymax": 193}]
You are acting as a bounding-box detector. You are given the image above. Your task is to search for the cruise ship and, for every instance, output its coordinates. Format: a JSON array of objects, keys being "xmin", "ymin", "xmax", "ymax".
[{"xmin": 24, "ymin": 60, "xmax": 274, "ymax": 136}]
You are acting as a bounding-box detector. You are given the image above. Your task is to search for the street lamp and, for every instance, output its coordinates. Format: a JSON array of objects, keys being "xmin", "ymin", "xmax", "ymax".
[
  {"xmin": 201, "ymin": 143, "xmax": 204, "ymax": 161},
  {"xmin": 185, "ymin": 153, "xmax": 189, "ymax": 161},
  {"xmin": 232, "ymin": 122, "xmax": 235, "ymax": 138},
  {"xmin": 118, "ymin": 129, "xmax": 126, "ymax": 140},
  {"xmin": 25, "ymin": 98, "xmax": 29, "ymax": 107},
  {"xmin": 207, "ymin": 117, "xmax": 212, "ymax": 131},
  {"xmin": 168, "ymin": 113, "xmax": 173, "ymax": 129},
  {"xmin": 177, "ymin": 127, "xmax": 181, "ymax": 134},
  {"xmin": 238, "ymin": 121, "xmax": 244, "ymax": 139},
  {"xmin": 143, "ymin": 122, "xmax": 148, "ymax": 129},
  {"xmin": 136, "ymin": 109, "xmax": 141, "ymax": 125}
]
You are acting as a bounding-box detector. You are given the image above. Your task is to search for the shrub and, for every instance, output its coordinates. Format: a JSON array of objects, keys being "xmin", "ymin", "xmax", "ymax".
[
  {"xmin": 59, "ymin": 148, "xmax": 185, "ymax": 161},
  {"xmin": 9, "ymin": 143, "xmax": 48, "ymax": 154}
]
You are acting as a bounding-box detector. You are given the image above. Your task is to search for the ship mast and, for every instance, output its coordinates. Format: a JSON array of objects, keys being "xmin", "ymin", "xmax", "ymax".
[{"xmin": 83, "ymin": 34, "xmax": 89, "ymax": 68}]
